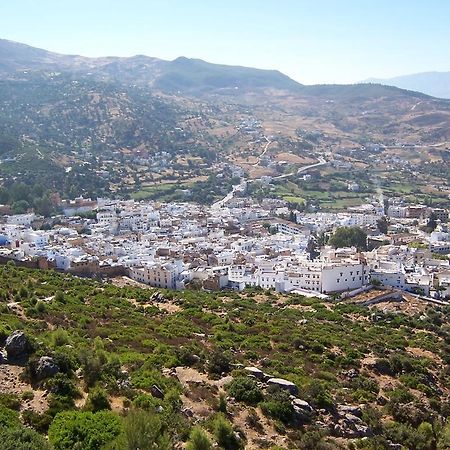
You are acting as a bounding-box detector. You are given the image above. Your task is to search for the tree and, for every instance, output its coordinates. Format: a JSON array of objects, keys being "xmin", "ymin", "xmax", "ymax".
[
  {"xmin": 328, "ymin": 226, "xmax": 367, "ymax": 251},
  {"xmin": 427, "ymin": 213, "xmax": 438, "ymax": 232},
  {"xmin": 186, "ymin": 427, "xmax": 212, "ymax": 450},
  {"xmin": 377, "ymin": 216, "xmax": 389, "ymax": 234}
]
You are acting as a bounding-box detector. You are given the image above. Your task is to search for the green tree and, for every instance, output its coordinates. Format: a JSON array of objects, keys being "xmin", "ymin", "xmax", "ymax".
[
  {"xmin": 376, "ymin": 216, "xmax": 389, "ymax": 234},
  {"xmin": 328, "ymin": 226, "xmax": 367, "ymax": 250}
]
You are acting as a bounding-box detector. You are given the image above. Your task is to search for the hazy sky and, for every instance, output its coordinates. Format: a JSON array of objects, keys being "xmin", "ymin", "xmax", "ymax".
[{"xmin": 1, "ymin": 0, "xmax": 449, "ymax": 85}]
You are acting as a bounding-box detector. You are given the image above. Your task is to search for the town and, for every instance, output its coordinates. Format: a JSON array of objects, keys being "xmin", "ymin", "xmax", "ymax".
[{"xmin": 1, "ymin": 186, "xmax": 449, "ymax": 304}]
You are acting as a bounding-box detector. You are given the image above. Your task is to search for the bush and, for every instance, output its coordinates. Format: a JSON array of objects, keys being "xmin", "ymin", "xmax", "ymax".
[
  {"xmin": 51, "ymin": 328, "xmax": 70, "ymax": 347},
  {"xmin": 0, "ymin": 393, "xmax": 21, "ymax": 410},
  {"xmin": 104, "ymin": 409, "xmax": 170, "ymax": 450},
  {"xmin": 186, "ymin": 426, "xmax": 212, "ymax": 450},
  {"xmin": 85, "ymin": 386, "xmax": 111, "ymax": 412},
  {"xmin": 260, "ymin": 390, "xmax": 294, "ymax": 424},
  {"xmin": 46, "ymin": 373, "xmax": 79, "ymax": 398},
  {"xmin": 207, "ymin": 350, "xmax": 231, "ymax": 376},
  {"xmin": 48, "ymin": 410, "xmax": 122, "ymax": 450},
  {"xmin": 227, "ymin": 377, "xmax": 263, "ymax": 405},
  {"xmin": 0, "ymin": 426, "xmax": 53, "ymax": 450},
  {"xmin": 22, "ymin": 409, "xmax": 53, "ymax": 434},
  {"xmin": 214, "ymin": 413, "xmax": 242, "ymax": 450},
  {"xmin": 303, "ymin": 380, "xmax": 334, "ymax": 409},
  {"xmin": 0, "ymin": 405, "xmax": 20, "ymax": 428}
]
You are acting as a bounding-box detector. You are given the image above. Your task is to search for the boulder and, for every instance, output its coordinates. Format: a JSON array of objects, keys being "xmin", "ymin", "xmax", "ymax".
[
  {"xmin": 5, "ymin": 331, "xmax": 31, "ymax": 359},
  {"xmin": 244, "ymin": 366, "xmax": 265, "ymax": 380},
  {"xmin": 267, "ymin": 378, "xmax": 298, "ymax": 395},
  {"xmin": 292, "ymin": 398, "xmax": 314, "ymax": 414},
  {"xmin": 337, "ymin": 404, "xmax": 363, "ymax": 418},
  {"xmin": 293, "ymin": 405, "xmax": 313, "ymax": 423},
  {"xmin": 150, "ymin": 384, "xmax": 165, "ymax": 399},
  {"xmin": 35, "ymin": 356, "xmax": 59, "ymax": 380},
  {"xmin": 0, "ymin": 351, "xmax": 7, "ymax": 364}
]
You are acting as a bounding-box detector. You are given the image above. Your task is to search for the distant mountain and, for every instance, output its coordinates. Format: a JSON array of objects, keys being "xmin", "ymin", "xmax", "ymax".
[
  {"xmin": 0, "ymin": 38, "xmax": 301, "ymax": 95},
  {"xmin": 363, "ymin": 71, "xmax": 450, "ymax": 99},
  {"xmin": 0, "ymin": 38, "xmax": 433, "ymax": 100}
]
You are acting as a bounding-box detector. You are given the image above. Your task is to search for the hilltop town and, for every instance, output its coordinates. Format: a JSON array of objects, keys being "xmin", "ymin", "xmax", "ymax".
[{"xmin": 1, "ymin": 183, "xmax": 450, "ymax": 305}]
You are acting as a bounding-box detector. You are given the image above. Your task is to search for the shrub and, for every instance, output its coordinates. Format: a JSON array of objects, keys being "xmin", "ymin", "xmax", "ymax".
[
  {"xmin": 45, "ymin": 373, "xmax": 79, "ymax": 398},
  {"xmin": 214, "ymin": 413, "xmax": 242, "ymax": 450},
  {"xmin": 21, "ymin": 390, "xmax": 34, "ymax": 401},
  {"xmin": 0, "ymin": 405, "xmax": 20, "ymax": 428},
  {"xmin": 0, "ymin": 393, "xmax": 21, "ymax": 410},
  {"xmin": 218, "ymin": 393, "xmax": 227, "ymax": 413},
  {"xmin": 0, "ymin": 426, "xmax": 52, "ymax": 450},
  {"xmin": 186, "ymin": 426, "xmax": 212, "ymax": 450},
  {"xmin": 51, "ymin": 328, "xmax": 70, "ymax": 347},
  {"xmin": 48, "ymin": 410, "xmax": 122, "ymax": 450},
  {"xmin": 85, "ymin": 386, "xmax": 111, "ymax": 412},
  {"xmin": 227, "ymin": 377, "xmax": 263, "ymax": 405},
  {"xmin": 22, "ymin": 410, "xmax": 53, "ymax": 433},
  {"xmin": 260, "ymin": 390, "xmax": 294, "ymax": 424},
  {"xmin": 104, "ymin": 409, "xmax": 170, "ymax": 450},
  {"xmin": 303, "ymin": 380, "xmax": 334, "ymax": 409},
  {"xmin": 207, "ymin": 350, "xmax": 231, "ymax": 376}
]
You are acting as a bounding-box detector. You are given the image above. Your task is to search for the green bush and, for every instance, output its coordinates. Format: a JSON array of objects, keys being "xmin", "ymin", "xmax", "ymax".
[
  {"xmin": 0, "ymin": 393, "xmax": 21, "ymax": 410},
  {"xmin": 214, "ymin": 413, "xmax": 242, "ymax": 450},
  {"xmin": 0, "ymin": 405, "xmax": 20, "ymax": 428},
  {"xmin": 0, "ymin": 426, "xmax": 53, "ymax": 450},
  {"xmin": 227, "ymin": 377, "xmax": 263, "ymax": 405},
  {"xmin": 207, "ymin": 350, "xmax": 231, "ymax": 376},
  {"xmin": 186, "ymin": 426, "xmax": 212, "ymax": 450},
  {"xmin": 260, "ymin": 390, "xmax": 294, "ymax": 424},
  {"xmin": 48, "ymin": 410, "xmax": 122, "ymax": 450},
  {"xmin": 85, "ymin": 386, "xmax": 111, "ymax": 412},
  {"xmin": 104, "ymin": 409, "xmax": 170, "ymax": 450}
]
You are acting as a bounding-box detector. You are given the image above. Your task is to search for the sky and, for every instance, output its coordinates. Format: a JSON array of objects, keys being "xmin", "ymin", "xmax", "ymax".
[{"xmin": 1, "ymin": 0, "xmax": 450, "ymax": 85}]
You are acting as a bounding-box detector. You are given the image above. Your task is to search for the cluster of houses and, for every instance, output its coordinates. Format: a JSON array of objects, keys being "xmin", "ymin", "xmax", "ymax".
[{"xmin": 0, "ymin": 196, "xmax": 449, "ymax": 300}]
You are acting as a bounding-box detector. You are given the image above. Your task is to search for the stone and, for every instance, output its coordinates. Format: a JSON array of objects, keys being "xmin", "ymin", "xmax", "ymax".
[
  {"xmin": 150, "ymin": 384, "xmax": 165, "ymax": 399},
  {"xmin": 244, "ymin": 366, "xmax": 265, "ymax": 380},
  {"xmin": 338, "ymin": 404, "xmax": 363, "ymax": 418},
  {"xmin": 267, "ymin": 378, "xmax": 298, "ymax": 395},
  {"xmin": 0, "ymin": 351, "xmax": 7, "ymax": 364},
  {"xmin": 35, "ymin": 356, "xmax": 59, "ymax": 380},
  {"xmin": 292, "ymin": 398, "xmax": 314, "ymax": 414},
  {"xmin": 293, "ymin": 405, "xmax": 312, "ymax": 423},
  {"xmin": 344, "ymin": 413, "xmax": 363, "ymax": 425},
  {"xmin": 5, "ymin": 330, "xmax": 31, "ymax": 359},
  {"xmin": 181, "ymin": 407, "xmax": 194, "ymax": 417}
]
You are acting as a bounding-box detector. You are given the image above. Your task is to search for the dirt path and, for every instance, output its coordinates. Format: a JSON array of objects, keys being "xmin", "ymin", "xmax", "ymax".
[{"xmin": 0, "ymin": 364, "xmax": 48, "ymax": 413}]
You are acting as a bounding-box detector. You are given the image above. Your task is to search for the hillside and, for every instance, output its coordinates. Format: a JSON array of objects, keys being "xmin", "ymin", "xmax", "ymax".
[
  {"xmin": 1, "ymin": 266, "xmax": 450, "ymax": 449},
  {"xmin": 364, "ymin": 71, "xmax": 450, "ymax": 99},
  {"xmin": 1, "ymin": 38, "xmax": 450, "ymax": 207}
]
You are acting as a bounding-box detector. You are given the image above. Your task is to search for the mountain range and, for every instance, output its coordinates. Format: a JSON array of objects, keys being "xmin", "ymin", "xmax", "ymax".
[
  {"xmin": 1, "ymin": 38, "xmax": 450, "ymax": 201},
  {"xmin": 364, "ymin": 71, "xmax": 450, "ymax": 99}
]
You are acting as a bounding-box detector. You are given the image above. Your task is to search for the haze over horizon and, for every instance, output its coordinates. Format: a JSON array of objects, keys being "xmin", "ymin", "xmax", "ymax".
[{"xmin": 1, "ymin": 0, "xmax": 450, "ymax": 85}]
